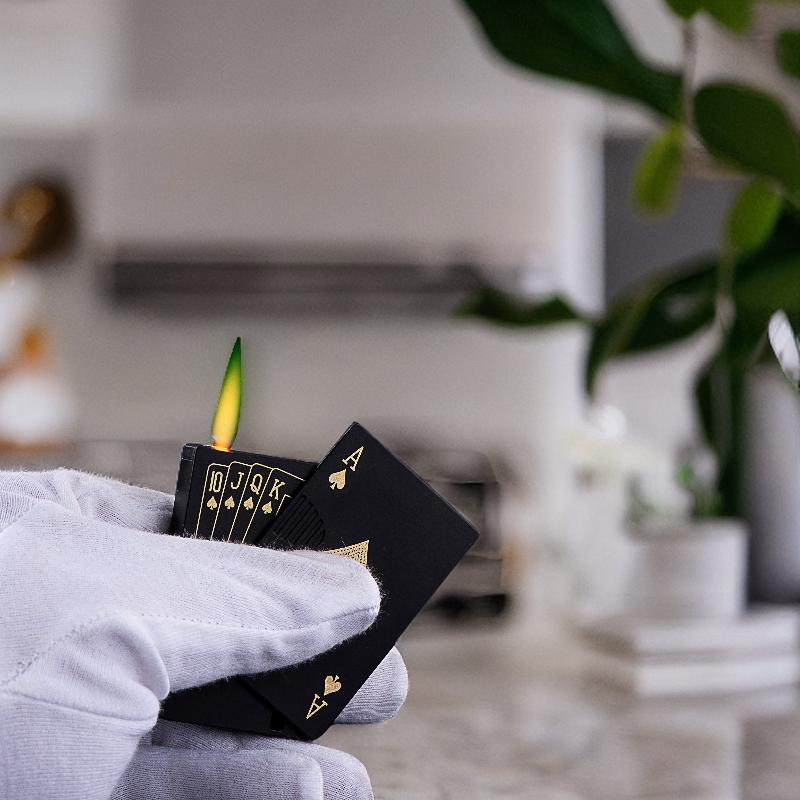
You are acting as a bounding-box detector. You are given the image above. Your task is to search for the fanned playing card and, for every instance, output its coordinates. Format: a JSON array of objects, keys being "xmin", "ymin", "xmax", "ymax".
[
  {"xmin": 169, "ymin": 444, "xmax": 313, "ymax": 542},
  {"xmin": 163, "ymin": 423, "xmax": 477, "ymax": 740}
]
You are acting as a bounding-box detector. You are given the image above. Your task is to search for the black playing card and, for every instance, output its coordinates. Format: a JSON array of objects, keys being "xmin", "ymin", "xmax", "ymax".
[
  {"xmin": 163, "ymin": 423, "xmax": 478, "ymax": 740},
  {"xmin": 228, "ymin": 462, "xmax": 299, "ymax": 543}
]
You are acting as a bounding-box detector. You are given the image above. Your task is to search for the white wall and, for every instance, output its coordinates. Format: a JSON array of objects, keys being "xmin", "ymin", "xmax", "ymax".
[
  {"xmin": 85, "ymin": 0, "xmax": 604, "ymax": 462},
  {"xmin": 1, "ymin": 1, "xmax": 604, "ymax": 549},
  {"xmin": 118, "ymin": 0, "xmax": 590, "ymax": 114},
  {"xmin": 97, "ymin": 0, "xmax": 604, "ymax": 306},
  {"xmin": 94, "ymin": 112, "xmax": 602, "ymax": 305}
]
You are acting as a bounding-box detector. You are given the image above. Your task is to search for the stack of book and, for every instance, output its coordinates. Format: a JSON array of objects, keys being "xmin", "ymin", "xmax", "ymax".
[{"xmin": 579, "ymin": 607, "xmax": 800, "ymax": 696}]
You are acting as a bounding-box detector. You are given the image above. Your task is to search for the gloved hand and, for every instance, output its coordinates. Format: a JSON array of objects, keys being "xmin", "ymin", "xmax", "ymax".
[{"xmin": 0, "ymin": 469, "xmax": 407, "ymax": 800}]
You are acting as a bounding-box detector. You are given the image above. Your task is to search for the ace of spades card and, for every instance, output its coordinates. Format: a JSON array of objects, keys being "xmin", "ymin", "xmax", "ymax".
[{"xmin": 244, "ymin": 422, "xmax": 478, "ymax": 738}]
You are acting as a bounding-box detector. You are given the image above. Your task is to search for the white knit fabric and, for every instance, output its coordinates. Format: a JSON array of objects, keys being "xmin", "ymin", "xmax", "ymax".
[{"xmin": 0, "ymin": 470, "xmax": 407, "ymax": 800}]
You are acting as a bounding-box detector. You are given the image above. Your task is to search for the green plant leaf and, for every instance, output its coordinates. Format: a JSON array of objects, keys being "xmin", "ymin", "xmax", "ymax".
[
  {"xmin": 694, "ymin": 82, "xmax": 800, "ymax": 192},
  {"xmin": 777, "ymin": 29, "xmax": 800, "ymax": 80},
  {"xmin": 734, "ymin": 250, "xmax": 800, "ymax": 318},
  {"xmin": 705, "ymin": 0, "xmax": 752, "ymax": 32},
  {"xmin": 633, "ymin": 125, "xmax": 685, "ymax": 214},
  {"xmin": 732, "ymin": 209, "xmax": 800, "ymax": 319},
  {"xmin": 457, "ymin": 289, "xmax": 587, "ymax": 326},
  {"xmin": 665, "ymin": 0, "xmax": 752, "ymax": 32},
  {"xmin": 692, "ymin": 215, "xmax": 799, "ymax": 517},
  {"xmin": 665, "ymin": 0, "xmax": 703, "ymax": 17},
  {"xmin": 726, "ymin": 179, "xmax": 783, "ymax": 254},
  {"xmin": 694, "ymin": 347, "xmax": 746, "ymax": 517},
  {"xmin": 461, "ymin": 0, "xmax": 683, "ymax": 118},
  {"xmin": 585, "ymin": 259, "xmax": 717, "ymax": 393}
]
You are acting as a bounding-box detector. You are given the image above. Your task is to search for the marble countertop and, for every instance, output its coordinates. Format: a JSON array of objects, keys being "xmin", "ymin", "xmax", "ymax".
[{"xmin": 326, "ymin": 624, "xmax": 800, "ymax": 800}]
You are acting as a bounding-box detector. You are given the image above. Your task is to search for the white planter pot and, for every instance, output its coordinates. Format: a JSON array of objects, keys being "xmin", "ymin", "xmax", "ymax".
[{"xmin": 625, "ymin": 519, "xmax": 747, "ymax": 620}]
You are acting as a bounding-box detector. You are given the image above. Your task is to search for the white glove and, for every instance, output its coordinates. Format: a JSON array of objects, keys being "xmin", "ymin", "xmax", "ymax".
[{"xmin": 0, "ymin": 469, "xmax": 407, "ymax": 800}]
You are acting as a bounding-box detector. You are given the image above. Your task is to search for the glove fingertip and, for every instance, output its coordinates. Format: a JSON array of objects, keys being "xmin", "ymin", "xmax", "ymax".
[
  {"xmin": 380, "ymin": 647, "xmax": 408, "ymax": 719},
  {"xmin": 336, "ymin": 647, "xmax": 408, "ymax": 725},
  {"xmin": 297, "ymin": 549, "xmax": 382, "ymax": 606}
]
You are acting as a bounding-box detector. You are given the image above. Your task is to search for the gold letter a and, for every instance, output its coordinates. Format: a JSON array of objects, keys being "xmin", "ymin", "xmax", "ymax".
[{"xmin": 306, "ymin": 693, "xmax": 328, "ymax": 720}]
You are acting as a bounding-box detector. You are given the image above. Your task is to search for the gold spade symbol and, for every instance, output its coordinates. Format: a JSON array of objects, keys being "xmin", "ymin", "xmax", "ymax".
[
  {"xmin": 243, "ymin": 496, "xmax": 254, "ymax": 511},
  {"xmin": 323, "ymin": 675, "xmax": 342, "ymax": 696},
  {"xmin": 261, "ymin": 501, "xmax": 273, "ymax": 514},
  {"xmin": 327, "ymin": 540, "xmax": 369, "ymax": 567},
  {"xmin": 224, "ymin": 496, "xmax": 235, "ymax": 510},
  {"xmin": 329, "ymin": 469, "xmax": 346, "ymax": 490},
  {"xmin": 306, "ymin": 693, "xmax": 328, "ymax": 720},
  {"xmin": 206, "ymin": 496, "xmax": 218, "ymax": 510}
]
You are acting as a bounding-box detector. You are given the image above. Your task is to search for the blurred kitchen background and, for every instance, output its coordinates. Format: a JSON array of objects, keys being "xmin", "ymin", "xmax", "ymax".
[{"xmin": 4, "ymin": 1, "xmax": 800, "ymax": 797}]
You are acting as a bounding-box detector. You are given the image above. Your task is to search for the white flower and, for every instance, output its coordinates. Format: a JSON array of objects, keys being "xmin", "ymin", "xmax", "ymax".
[{"xmin": 566, "ymin": 404, "xmax": 690, "ymax": 518}]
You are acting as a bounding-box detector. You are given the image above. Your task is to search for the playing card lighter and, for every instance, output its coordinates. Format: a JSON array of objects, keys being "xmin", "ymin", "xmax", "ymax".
[
  {"xmin": 163, "ymin": 339, "xmax": 477, "ymax": 740},
  {"xmin": 169, "ymin": 338, "xmax": 314, "ymax": 542},
  {"xmin": 166, "ymin": 420, "xmax": 479, "ymax": 740}
]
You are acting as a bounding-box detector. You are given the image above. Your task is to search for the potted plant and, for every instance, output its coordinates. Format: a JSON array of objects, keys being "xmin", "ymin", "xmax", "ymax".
[
  {"xmin": 624, "ymin": 449, "xmax": 747, "ymax": 620},
  {"xmin": 457, "ymin": 0, "xmax": 800, "ymax": 602},
  {"xmin": 564, "ymin": 411, "xmax": 748, "ymax": 621}
]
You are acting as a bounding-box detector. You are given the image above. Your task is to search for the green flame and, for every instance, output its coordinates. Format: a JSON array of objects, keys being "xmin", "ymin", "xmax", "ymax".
[{"xmin": 211, "ymin": 337, "xmax": 242, "ymax": 450}]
